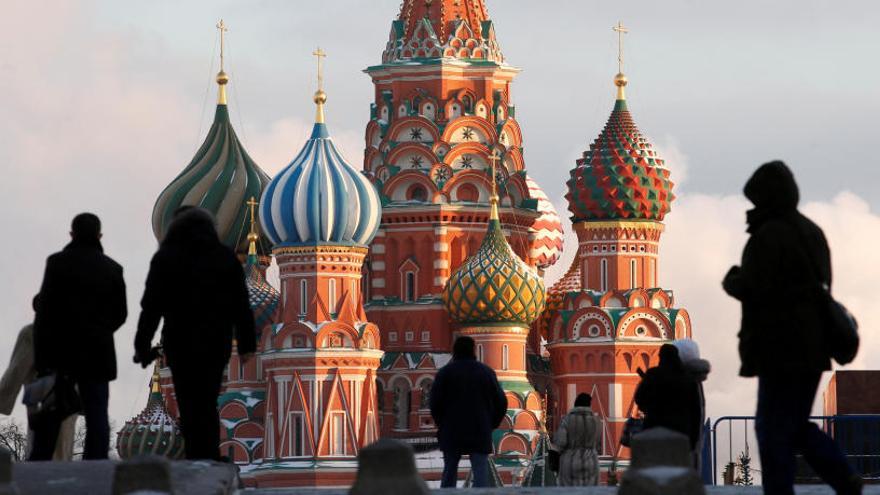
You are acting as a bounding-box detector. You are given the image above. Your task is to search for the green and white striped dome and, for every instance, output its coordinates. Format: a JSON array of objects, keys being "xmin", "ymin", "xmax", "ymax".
[{"xmin": 152, "ymin": 100, "xmax": 270, "ymax": 253}]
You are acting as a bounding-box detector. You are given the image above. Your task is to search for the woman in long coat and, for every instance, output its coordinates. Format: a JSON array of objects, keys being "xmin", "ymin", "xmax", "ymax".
[{"xmin": 554, "ymin": 393, "xmax": 601, "ymax": 486}]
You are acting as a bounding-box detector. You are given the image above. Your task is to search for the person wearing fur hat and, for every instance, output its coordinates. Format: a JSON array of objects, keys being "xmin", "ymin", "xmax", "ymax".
[{"xmin": 554, "ymin": 393, "xmax": 601, "ymax": 486}]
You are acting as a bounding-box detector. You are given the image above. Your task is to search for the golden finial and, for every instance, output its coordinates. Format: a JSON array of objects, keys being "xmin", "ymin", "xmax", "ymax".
[
  {"xmin": 312, "ymin": 47, "xmax": 328, "ymax": 124},
  {"xmin": 613, "ymin": 21, "xmax": 629, "ymax": 100},
  {"xmin": 246, "ymin": 196, "xmax": 259, "ymax": 256},
  {"xmin": 540, "ymin": 392, "xmax": 548, "ymax": 433},
  {"xmin": 489, "ymin": 152, "xmax": 500, "ymax": 221},
  {"xmin": 216, "ymin": 19, "xmax": 230, "ymax": 105}
]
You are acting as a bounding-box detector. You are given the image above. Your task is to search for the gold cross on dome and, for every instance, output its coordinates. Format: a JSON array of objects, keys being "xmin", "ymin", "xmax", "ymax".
[
  {"xmin": 217, "ymin": 19, "xmax": 228, "ymax": 72},
  {"xmin": 490, "ymin": 152, "xmax": 500, "ymax": 194},
  {"xmin": 613, "ymin": 21, "xmax": 629, "ymax": 73},
  {"xmin": 313, "ymin": 47, "xmax": 327, "ymax": 92},
  {"xmin": 246, "ymin": 196, "xmax": 258, "ymax": 234}
]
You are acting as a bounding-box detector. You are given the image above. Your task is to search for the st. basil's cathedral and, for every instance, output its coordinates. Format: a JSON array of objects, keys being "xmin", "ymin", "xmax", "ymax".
[{"xmin": 116, "ymin": 0, "xmax": 693, "ymax": 488}]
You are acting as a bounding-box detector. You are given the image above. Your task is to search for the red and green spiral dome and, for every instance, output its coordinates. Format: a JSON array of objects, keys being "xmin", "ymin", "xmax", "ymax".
[{"xmin": 566, "ymin": 95, "xmax": 674, "ymax": 222}]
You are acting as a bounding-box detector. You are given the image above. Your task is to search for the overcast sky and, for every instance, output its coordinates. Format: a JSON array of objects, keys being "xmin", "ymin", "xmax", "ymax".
[{"xmin": 1, "ymin": 0, "xmax": 878, "ymax": 469}]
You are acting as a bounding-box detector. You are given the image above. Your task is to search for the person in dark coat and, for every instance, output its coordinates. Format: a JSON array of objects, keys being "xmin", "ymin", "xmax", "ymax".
[
  {"xmin": 31, "ymin": 213, "xmax": 127, "ymax": 460},
  {"xmin": 134, "ymin": 207, "xmax": 255, "ymax": 461},
  {"xmin": 723, "ymin": 161, "xmax": 860, "ymax": 495},
  {"xmin": 430, "ymin": 336, "xmax": 507, "ymax": 488},
  {"xmin": 633, "ymin": 344, "xmax": 701, "ymax": 450}
]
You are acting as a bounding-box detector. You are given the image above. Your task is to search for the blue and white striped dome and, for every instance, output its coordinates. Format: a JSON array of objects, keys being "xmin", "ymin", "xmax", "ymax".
[{"xmin": 259, "ymin": 122, "xmax": 381, "ymax": 247}]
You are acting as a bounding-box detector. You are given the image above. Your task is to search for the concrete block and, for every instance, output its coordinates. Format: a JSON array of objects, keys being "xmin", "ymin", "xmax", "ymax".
[
  {"xmin": 630, "ymin": 427, "xmax": 692, "ymax": 469},
  {"xmin": 619, "ymin": 466, "xmax": 705, "ymax": 495},
  {"xmin": 112, "ymin": 455, "xmax": 172, "ymax": 495},
  {"xmin": 349, "ymin": 439, "xmax": 429, "ymax": 495}
]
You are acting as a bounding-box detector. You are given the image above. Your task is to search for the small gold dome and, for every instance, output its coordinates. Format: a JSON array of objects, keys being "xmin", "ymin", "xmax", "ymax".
[
  {"xmin": 614, "ymin": 72, "xmax": 628, "ymax": 87},
  {"xmin": 216, "ymin": 70, "xmax": 229, "ymax": 86},
  {"xmin": 313, "ymin": 89, "xmax": 327, "ymax": 105}
]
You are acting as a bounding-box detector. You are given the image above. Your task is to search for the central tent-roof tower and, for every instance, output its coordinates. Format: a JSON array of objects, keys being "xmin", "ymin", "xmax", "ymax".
[{"xmin": 383, "ymin": 0, "xmax": 503, "ymax": 64}]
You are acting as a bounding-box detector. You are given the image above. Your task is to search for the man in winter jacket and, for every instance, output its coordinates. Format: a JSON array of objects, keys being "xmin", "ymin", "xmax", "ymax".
[
  {"xmin": 31, "ymin": 213, "xmax": 128, "ymax": 460},
  {"xmin": 135, "ymin": 207, "xmax": 255, "ymax": 461},
  {"xmin": 430, "ymin": 336, "xmax": 507, "ymax": 488},
  {"xmin": 723, "ymin": 161, "xmax": 860, "ymax": 495},
  {"xmin": 634, "ymin": 344, "xmax": 701, "ymax": 450}
]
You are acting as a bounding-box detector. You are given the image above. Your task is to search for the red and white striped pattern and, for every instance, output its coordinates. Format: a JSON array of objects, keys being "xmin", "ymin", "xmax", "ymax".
[{"xmin": 525, "ymin": 176, "xmax": 565, "ymax": 269}]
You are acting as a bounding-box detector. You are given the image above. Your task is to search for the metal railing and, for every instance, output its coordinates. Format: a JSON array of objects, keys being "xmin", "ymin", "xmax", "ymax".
[{"xmin": 711, "ymin": 415, "xmax": 880, "ymax": 485}]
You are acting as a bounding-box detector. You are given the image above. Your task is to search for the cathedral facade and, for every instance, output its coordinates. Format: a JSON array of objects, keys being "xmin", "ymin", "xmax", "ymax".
[{"xmin": 126, "ymin": 0, "xmax": 693, "ymax": 488}]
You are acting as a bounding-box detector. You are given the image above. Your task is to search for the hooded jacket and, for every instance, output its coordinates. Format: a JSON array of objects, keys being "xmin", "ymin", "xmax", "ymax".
[
  {"xmin": 634, "ymin": 345, "xmax": 702, "ymax": 449},
  {"xmin": 135, "ymin": 208, "xmax": 255, "ymax": 369},
  {"xmin": 723, "ymin": 161, "xmax": 831, "ymax": 377}
]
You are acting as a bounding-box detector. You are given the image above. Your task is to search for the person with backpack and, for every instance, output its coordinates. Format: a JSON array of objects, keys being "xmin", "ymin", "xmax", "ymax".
[{"xmin": 723, "ymin": 161, "xmax": 861, "ymax": 495}]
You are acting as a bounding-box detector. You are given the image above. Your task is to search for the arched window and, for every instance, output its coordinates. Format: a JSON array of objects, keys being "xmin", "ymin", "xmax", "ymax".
[
  {"xmin": 419, "ymin": 379, "xmax": 433, "ymax": 410},
  {"xmin": 408, "ymin": 184, "xmax": 428, "ymax": 202},
  {"xmin": 600, "ymin": 259, "xmax": 608, "ymax": 292},
  {"xmin": 456, "ymin": 183, "xmax": 479, "ymax": 202},
  {"xmin": 405, "ymin": 272, "xmax": 416, "ymax": 302},
  {"xmin": 392, "ymin": 380, "xmax": 411, "ymax": 430},
  {"xmin": 630, "ymin": 259, "xmax": 638, "ymax": 289},
  {"xmin": 502, "ymin": 345, "xmax": 509, "ymax": 371},
  {"xmin": 362, "ymin": 264, "xmax": 371, "ymax": 301},
  {"xmin": 649, "ymin": 259, "xmax": 656, "ymax": 287},
  {"xmin": 328, "ymin": 279, "xmax": 337, "ymax": 315},
  {"xmin": 462, "ymin": 95, "xmax": 473, "ymax": 114},
  {"xmin": 299, "ymin": 279, "xmax": 308, "ymax": 316},
  {"xmin": 376, "ymin": 380, "xmax": 385, "ymax": 413}
]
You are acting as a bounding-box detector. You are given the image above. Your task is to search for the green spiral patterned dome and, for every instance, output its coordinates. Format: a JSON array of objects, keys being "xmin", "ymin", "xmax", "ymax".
[
  {"xmin": 442, "ymin": 213, "xmax": 546, "ymax": 326},
  {"xmin": 152, "ymin": 103, "xmax": 271, "ymax": 253}
]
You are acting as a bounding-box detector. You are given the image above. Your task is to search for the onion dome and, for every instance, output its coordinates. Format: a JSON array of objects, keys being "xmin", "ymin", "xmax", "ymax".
[
  {"xmin": 260, "ymin": 78, "xmax": 381, "ymax": 248},
  {"xmin": 525, "ymin": 176, "xmax": 564, "ymax": 270},
  {"xmin": 538, "ymin": 257, "xmax": 582, "ymax": 339},
  {"xmin": 116, "ymin": 367, "xmax": 184, "ymax": 460},
  {"xmin": 566, "ymin": 74, "xmax": 674, "ymax": 222},
  {"xmin": 442, "ymin": 183, "xmax": 546, "ymax": 326},
  {"xmin": 152, "ymin": 51, "xmax": 271, "ymax": 253}
]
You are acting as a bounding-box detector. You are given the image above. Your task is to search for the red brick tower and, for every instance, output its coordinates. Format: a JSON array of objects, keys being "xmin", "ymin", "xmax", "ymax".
[
  {"xmin": 541, "ymin": 34, "xmax": 693, "ymax": 474},
  {"xmin": 363, "ymin": 0, "xmax": 564, "ymax": 445}
]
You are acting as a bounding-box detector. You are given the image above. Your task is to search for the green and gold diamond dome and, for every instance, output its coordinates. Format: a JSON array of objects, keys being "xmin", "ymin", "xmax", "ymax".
[{"xmin": 442, "ymin": 210, "xmax": 546, "ymax": 326}]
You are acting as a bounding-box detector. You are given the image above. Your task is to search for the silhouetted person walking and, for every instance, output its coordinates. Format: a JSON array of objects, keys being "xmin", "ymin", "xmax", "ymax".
[
  {"xmin": 723, "ymin": 161, "xmax": 861, "ymax": 495},
  {"xmin": 634, "ymin": 344, "xmax": 701, "ymax": 451},
  {"xmin": 31, "ymin": 213, "xmax": 127, "ymax": 460},
  {"xmin": 554, "ymin": 393, "xmax": 600, "ymax": 486},
  {"xmin": 135, "ymin": 207, "xmax": 255, "ymax": 460},
  {"xmin": 430, "ymin": 336, "xmax": 506, "ymax": 488}
]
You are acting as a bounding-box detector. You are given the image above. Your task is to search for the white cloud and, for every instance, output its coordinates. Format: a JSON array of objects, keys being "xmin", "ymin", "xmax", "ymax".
[
  {"xmin": 0, "ymin": 0, "xmax": 365, "ymax": 430},
  {"xmin": 654, "ymin": 135, "xmax": 690, "ymax": 189}
]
